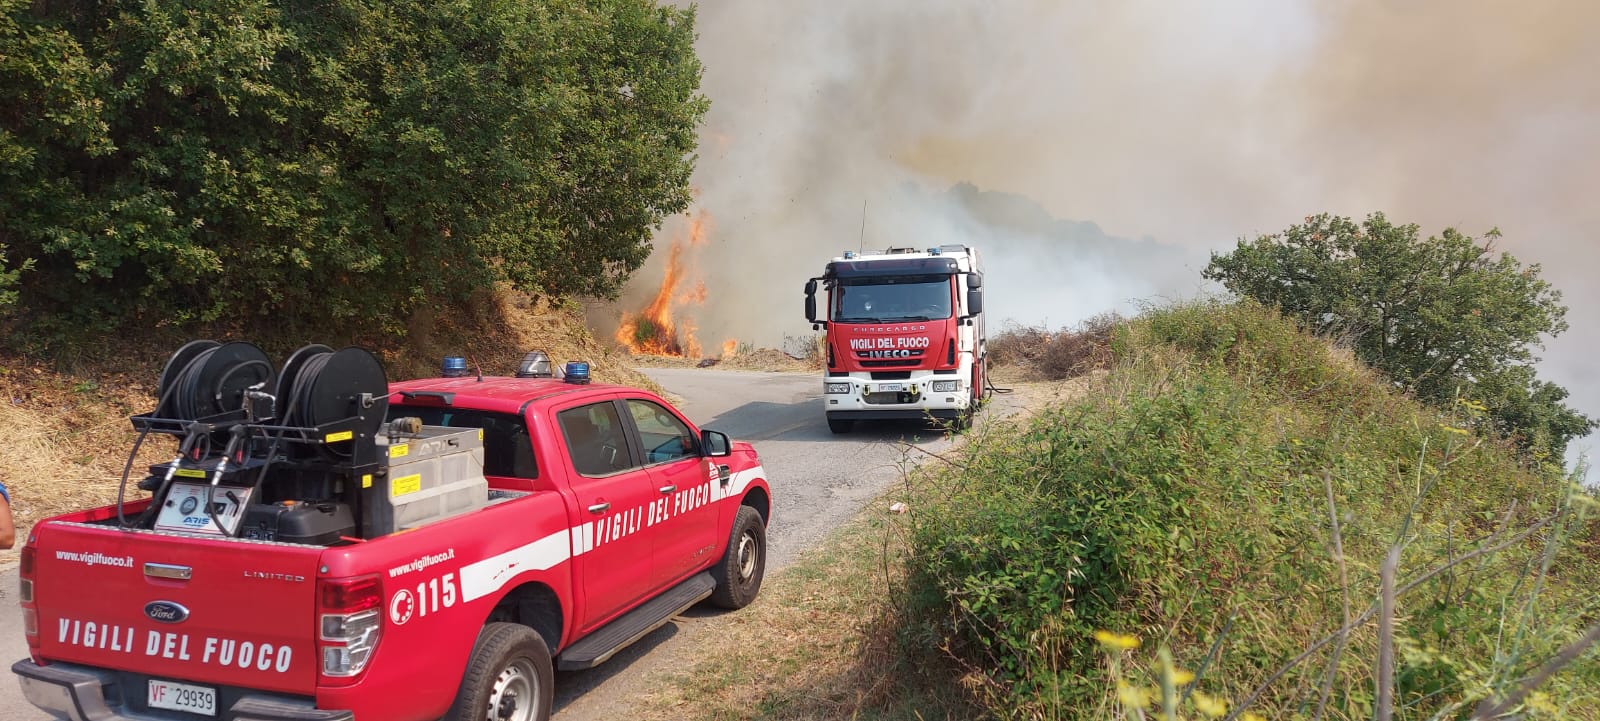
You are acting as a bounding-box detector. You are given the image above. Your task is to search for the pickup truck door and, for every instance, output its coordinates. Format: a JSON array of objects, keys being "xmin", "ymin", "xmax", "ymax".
[
  {"xmin": 555, "ymin": 399, "xmax": 658, "ymax": 631},
  {"xmin": 624, "ymin": 398, "xmax": 722, "ymax": 588}
]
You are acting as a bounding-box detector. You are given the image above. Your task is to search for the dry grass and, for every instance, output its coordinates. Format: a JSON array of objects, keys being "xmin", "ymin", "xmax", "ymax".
[
  {"xmin": 717, "ymin": 348, "xmax": 814, "ymax": 373},
  {"xmin": 0, "ymin": 366, "xmax": 171, "ymax": 546},
  {"xmin": 989, "ymin": 313, "xmax": 1120, "ymax": 382},
  {"xmin": 634, "ymin": 508, "xmax": 981, "ymax": 721},
  {"xmin": 625, "ymin": 347, "xmax": 816, "ymax": 373},
  {"xmin": 396, "ymin": 289, "xmax": 659, "ymax": 392}
]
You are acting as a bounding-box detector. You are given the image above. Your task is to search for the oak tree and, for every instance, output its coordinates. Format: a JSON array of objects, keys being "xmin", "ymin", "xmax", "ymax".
[{"xmin": 1205, "ymin": 213, "xmax": 1593, "ymax": 458}]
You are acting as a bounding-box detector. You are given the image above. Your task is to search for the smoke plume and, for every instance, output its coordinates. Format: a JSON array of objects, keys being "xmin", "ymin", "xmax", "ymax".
[{"xmin": 609, "ymin": 0, "xmax": 1598, "ymax": 457}]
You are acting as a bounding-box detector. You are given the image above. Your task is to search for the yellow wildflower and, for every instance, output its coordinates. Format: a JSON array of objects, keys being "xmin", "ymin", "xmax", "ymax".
[
  {"xmin": 1240, "ymin": 713, "xmax": 1267, "ymax": 721},
  {"xmin": 1169, "ymin": 668, "xmax": 1195, "ymax": 686},
  {"xmin": 1528, "ymin": 691, "xmax": 1558, "ymax": 714},
  {"xmin": 1116, "ymin": 680, "xmax": 1154, "ymax": 709},
  {"xmin": 1093, "ymin": 630, "xmax": 1140, "ymax": 650},
  {"xmin": 1191, "ymin": 690, "xmax": 1229, "ymax": 718},
  {"xmin": 1440, "ymin": 425, "xmax": 1469, "ymax": 436}
]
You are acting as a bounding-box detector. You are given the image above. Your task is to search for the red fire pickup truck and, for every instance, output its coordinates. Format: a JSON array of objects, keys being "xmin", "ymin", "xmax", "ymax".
[{"xmin": 12, "ymin": 343, "xmax": 772, "ymax": 721}]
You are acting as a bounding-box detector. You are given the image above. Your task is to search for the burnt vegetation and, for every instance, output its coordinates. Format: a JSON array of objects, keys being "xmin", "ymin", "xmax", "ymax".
[{"xmin": 988, "ymin": 312, "xmax": 1121, "ymax": 381}]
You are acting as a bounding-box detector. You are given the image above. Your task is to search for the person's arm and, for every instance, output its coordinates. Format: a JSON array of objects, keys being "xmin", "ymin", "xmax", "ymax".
[{"xmin": 0, "ymin": 484, "xmax": 13, "ymax": 549}]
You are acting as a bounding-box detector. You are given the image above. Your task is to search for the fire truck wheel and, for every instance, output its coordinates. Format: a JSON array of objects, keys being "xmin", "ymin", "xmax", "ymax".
[
  {"xmin": 828, "ymin": 418, "xmax": 854, "ymax": 434},
  {"xmin": 445, "ymin": 623, "xmax": 554, "ymax": 721},
  {"xmin": 709, "ymin": 505, "xmax": 767, "ymax": 609}
]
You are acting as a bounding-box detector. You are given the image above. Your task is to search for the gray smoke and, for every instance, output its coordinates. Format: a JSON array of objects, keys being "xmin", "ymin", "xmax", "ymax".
[{"xmin": 610, "ymin": 0, "xmax": 1597, "ymax": 462}]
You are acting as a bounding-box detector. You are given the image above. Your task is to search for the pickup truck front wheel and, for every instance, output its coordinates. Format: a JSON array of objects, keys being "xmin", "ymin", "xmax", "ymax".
[
  {"xmin": 709, "ymin": 505, "xmax": 767, "ymax": 609},
  {"xmin": 446, "ymin": 623, "xmax": 554, "ymax": 721}
]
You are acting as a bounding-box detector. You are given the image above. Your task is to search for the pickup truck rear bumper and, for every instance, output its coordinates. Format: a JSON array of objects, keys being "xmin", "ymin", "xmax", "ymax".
[{"xmin": 13, "ymin": 659, "xmax": 353, "ymax": 721}]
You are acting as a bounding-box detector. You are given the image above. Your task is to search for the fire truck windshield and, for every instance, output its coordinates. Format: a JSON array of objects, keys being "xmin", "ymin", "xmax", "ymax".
[{"xmin": 831, "ymin": 275, "xmax": 952, "ymax": 322}]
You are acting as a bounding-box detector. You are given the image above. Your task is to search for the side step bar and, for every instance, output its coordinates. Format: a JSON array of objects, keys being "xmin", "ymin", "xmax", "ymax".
[{"xmin": 555, "ymin": 572, "xmax": 714, "ymax": 671}]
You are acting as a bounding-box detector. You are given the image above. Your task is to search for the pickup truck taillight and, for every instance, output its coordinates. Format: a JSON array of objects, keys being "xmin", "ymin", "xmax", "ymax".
[
  {"xmin": 19, "ymin": 545, "xmax": 36, "ymax": 641},
  {"xmin": 317, "ymin": 574, "xmax": 382, "ymax": 683}
]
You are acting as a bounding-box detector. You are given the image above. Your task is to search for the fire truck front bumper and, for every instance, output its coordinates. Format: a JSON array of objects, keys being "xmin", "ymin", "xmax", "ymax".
[
  {"xmin": 14, "ymin": 659, "xmax": 353, "ymax": 721},
  {"xmin": 823, "ymin": 376, "xmax": 972, "ymax": 415}
]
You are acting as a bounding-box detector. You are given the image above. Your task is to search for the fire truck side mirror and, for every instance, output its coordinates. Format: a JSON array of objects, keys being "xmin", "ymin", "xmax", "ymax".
[
  {"xmin": 804, "ymin": 279, "xmax": 819, "ymax": 323},
  {"xmin": 966, "ymin": 272, "xmax": 983, "ymax": 290},
  {"xmin": 967, "ymin": 288, "xmax": 984, "ymax": 317},
  {"xmin": 701, "ymin": 429, "xmax": 732, "ymax": 457}
]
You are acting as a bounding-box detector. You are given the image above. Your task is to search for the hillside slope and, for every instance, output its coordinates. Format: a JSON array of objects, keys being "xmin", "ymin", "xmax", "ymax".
[{"xmin": 897, "ymin": 301, "xmax": 1598, "ymax": 720}]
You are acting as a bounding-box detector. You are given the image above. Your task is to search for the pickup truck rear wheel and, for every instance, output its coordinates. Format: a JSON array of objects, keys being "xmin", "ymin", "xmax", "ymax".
[
  {"xmin": 445, "ymin": 623, "xmax": 553, "ymax": 721},
  {"xmin": 709, "ymin": 505, "xmax": 766, "ymax": 609}
]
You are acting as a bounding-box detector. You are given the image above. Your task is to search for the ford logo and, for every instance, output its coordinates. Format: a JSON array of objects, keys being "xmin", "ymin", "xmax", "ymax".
[{"xmin": 144, "ymin": 601, "xmax": 190, "ymax": 624}]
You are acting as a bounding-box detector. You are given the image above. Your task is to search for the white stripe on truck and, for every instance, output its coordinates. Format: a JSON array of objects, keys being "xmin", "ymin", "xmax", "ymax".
[{"xmin": 457, "ymin": 464, "xmax": 766, "ymax": 604}]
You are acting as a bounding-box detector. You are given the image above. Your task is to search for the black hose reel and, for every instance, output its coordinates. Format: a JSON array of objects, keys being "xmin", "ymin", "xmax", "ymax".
[
  {"xmin": 155, "ymin": 340, "xmax": 276, "ymax": 423},
  {"xmin": 148, "ymin": 340, "xmax": 388, "ymax": 460},
  {"xmin": 275, "ymin": 344, "xmax": 389, "ymax": 459}
]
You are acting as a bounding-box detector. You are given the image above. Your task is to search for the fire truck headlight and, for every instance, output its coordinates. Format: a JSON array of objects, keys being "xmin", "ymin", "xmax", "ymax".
[
  {"xmin": 930, "ymin": 380, "xmax": 960, "ymax": 393},
  {"xmin": 825, "ymin": 382, "xmax": 852, "ymax": 394}
]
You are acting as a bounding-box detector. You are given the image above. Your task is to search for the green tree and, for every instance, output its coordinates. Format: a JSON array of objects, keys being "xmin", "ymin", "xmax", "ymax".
[
  {"xmin": 0, "ymin": 0, "xmax": 706, "ymax": 345},
  {"xmin": 0, "ymin": 0, "xmax": 109, "ymax": 317},
  {"xmin": 1204, "ymin": 212, "xmax": 1594, "ymax": 458}
]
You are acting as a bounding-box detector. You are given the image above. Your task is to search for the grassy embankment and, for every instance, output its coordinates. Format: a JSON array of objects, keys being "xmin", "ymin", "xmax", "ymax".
[{"xmin": 635, "ymin": 300, "xmax": 1598, "ymax": 721}]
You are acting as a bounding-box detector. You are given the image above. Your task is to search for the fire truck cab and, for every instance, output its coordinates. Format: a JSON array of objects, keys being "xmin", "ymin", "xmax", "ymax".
[{"xmin": 804, "ymin": 245, "xmax": 988, "ymax": 434}]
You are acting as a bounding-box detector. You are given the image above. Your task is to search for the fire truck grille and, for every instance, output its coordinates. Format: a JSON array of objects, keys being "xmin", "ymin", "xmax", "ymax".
[
  {"xmin": 859, "ymin": 359, "xmax": 921, "ymax": 368},
  {"xmin": 855, "ymin": 349, "xmax": 924, "ymax": 360}
]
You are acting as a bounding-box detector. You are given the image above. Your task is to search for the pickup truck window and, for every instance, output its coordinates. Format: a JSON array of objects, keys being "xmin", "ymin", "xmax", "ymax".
[
  {"xmin": 387, "ymin": 406, "xmax": 538, "ymax": 479},
  {"xmin": 559, "ymin": 402, "xmax": 635, "ymax": 477},
  {"xmin": 627, "ymin": 399, "xmax": 698, "ymax": 464}
]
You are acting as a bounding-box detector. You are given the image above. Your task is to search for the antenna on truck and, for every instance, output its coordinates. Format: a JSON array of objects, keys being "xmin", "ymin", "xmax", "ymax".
[{"xmin": 858, "ymin": 199, "xmax": 868, "ymax": 255}]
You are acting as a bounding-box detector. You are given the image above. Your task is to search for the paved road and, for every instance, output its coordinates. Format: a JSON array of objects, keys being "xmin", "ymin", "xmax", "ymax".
[
  {"xmin": 0, "ymin": 369, "xmax": 1032, "ymax": 720},
  {"xmin": 1, "ymin": 573, "xmax": 22, "ymax": 721}
]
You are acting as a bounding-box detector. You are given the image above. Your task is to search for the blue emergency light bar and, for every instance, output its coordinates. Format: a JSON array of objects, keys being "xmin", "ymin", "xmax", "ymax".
[{"xmin": 442, "ymin": 356, "xmax": 469, "ymax": 378}]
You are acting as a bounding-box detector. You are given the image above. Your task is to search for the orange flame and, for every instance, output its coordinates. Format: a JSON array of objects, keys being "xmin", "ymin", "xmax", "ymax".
[
  {"xmin": 722, "ymin": 339, "xmax": 738, "ymax": 358},
  {"xmin": 615, "ymin": 209, "xmax": 714, "ymax": 357},
  {"xmin": 687, "ymin": 211, "xmax": 713, "ymax": 247}
]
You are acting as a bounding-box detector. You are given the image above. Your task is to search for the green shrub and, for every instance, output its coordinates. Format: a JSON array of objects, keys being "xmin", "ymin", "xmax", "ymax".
[{"xmin": 898, "ymin": 301, "xmax": 1598, "ymax": 720}]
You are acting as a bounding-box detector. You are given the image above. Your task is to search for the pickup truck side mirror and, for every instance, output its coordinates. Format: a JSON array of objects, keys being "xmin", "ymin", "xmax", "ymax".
[{"xmin": 701, "ymin": 429, "xmax": 732, "ymax": 457}]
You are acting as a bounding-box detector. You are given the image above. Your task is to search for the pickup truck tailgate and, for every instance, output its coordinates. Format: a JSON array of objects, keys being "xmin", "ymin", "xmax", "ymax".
[{"xmin": 31, "ymin": 521, "xmax": 323, "ymax": 695}]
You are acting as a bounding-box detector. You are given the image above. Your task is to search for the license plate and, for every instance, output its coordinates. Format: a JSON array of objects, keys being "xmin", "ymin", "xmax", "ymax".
[
  {"xmin": 149, "ymin": 679, "xmax": 217, "ymax": 716},
  {"xmin": 873, "ymin": 383, "xmax": 906, "ymax": 393}
]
